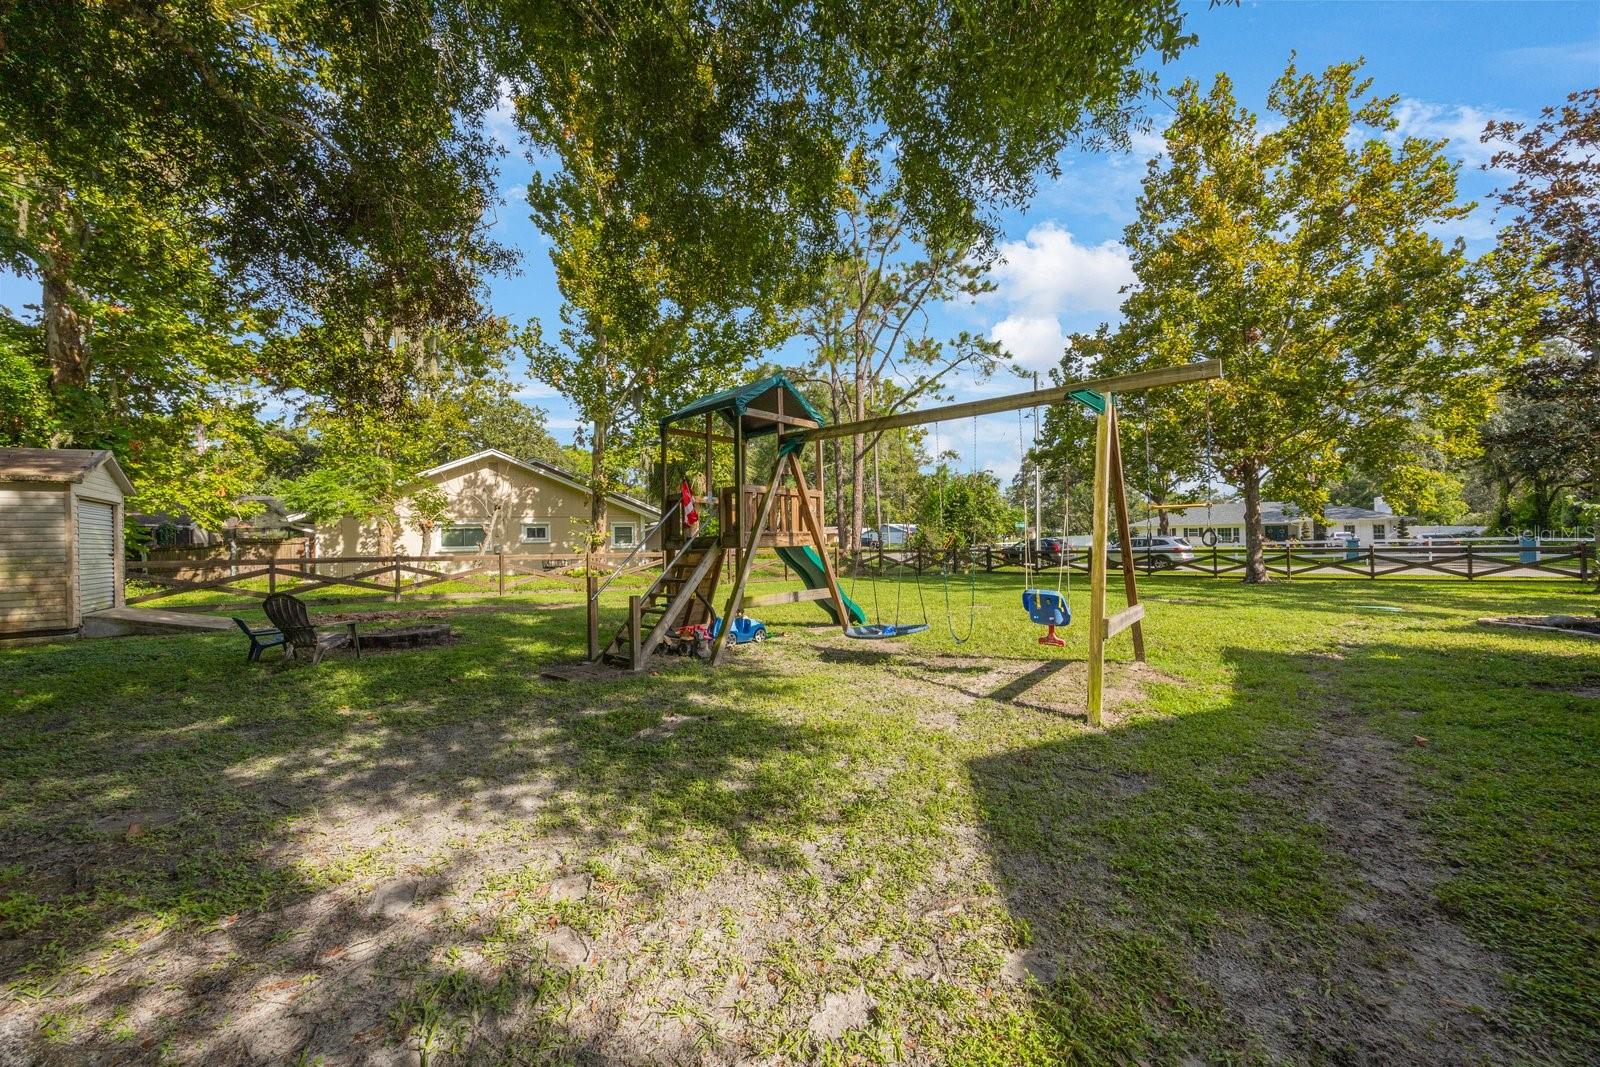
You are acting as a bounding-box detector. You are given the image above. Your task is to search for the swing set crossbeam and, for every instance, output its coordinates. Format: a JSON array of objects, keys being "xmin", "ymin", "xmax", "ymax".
[{"xmin": 794, "ymin": 360, "xmax": 1221, "ymax": 443}]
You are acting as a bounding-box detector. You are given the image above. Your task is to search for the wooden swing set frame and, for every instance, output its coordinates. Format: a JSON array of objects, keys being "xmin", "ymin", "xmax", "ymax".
[{"xmin": 587, "ymin": 358, "xmax": 1222, "ymax": 726}]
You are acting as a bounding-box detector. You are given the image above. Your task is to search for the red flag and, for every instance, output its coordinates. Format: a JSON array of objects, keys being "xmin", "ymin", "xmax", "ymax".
[{"xmin": 680, "ymin": 479, "xmax": 699, "ymax": 527}]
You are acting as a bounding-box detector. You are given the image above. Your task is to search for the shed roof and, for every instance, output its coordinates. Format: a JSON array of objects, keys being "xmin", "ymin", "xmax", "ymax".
[
  {"xmin": 0, "ymin": 448, "xmax": 133, "ymax": 495},
  {"xmin": 419, "ymin": 449, "xmax": 660, "ymax": 517},
  {"xmin": 661, "ymin": 375, "xmax": 824, "ymax": 437}
]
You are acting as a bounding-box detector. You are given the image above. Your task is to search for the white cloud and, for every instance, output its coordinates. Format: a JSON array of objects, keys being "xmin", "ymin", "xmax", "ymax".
[
  {"xmin": 988, "ymin": 222, "xmax": 1135, "ymax": 317},
  {"xmin": 1497, "ymin": 38, "xmax": 1600, "ymax": 76},
  {"xmin": 1388, "ymin": 99, "xmax": 1518, "ymax": 170},
  {"xmin": 980, "ymin": 222, "xmax": 1133, "ymax": 370},
  {"xmin": 486, "ymin": 80, "xmax": 521, "ymax": 151},
  {"xmin": 989, "ymin": 314, "xmax": 1069, "ymax": 372},
  {"xmin": 513, "ymin": 380, "xmax": 559, "ymax": 401}
]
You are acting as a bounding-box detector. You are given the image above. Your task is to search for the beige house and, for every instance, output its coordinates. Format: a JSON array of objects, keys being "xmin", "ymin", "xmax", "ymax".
[
  {"xmin": 1, "ymin": 448, "xmax": 133, "ymax": 639},
  {"xmin": 1132, "ymin": 499, "xmax": 1405, "ymax": 546},
  {"xmin": 314, "ymin": 448, "xmax": 661, "ymax": 561}
]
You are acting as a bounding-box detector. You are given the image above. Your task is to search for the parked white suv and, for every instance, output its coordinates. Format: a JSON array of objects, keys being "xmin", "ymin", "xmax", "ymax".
[{"xmin": 1108, "ymin": 535, "xmax": 1197, "ymax": 569}]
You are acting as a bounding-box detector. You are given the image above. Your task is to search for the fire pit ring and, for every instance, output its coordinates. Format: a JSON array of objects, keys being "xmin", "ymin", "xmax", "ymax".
[{"xmin": 357, "ymin": 624, "xmax": 456, "ymax": 651}]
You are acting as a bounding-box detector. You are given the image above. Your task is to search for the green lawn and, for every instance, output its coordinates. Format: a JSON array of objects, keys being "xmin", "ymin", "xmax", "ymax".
[{"xmin": 1, "ymin": 573, "xmax": 1595, "ymax": 1065}]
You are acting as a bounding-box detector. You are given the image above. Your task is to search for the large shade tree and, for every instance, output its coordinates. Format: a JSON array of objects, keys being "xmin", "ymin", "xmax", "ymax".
[
  {"xmin": 502, "ymin": 0, "xmax": 1195, "ymax": 546},
  {"xmin": 0, "ymin": 1, "xmax": 513, "ymax": 525},
  {"xmin": 1097, "ymin": 60, "xmax": 1541, "ymax": 581},
  {"xmin": 798, "ymin": 175, "xmax": 1006, "ymax": 561},
  {"xmin": 1482, "ymin": 89, "xmax": 1600, "ymax": 545}
]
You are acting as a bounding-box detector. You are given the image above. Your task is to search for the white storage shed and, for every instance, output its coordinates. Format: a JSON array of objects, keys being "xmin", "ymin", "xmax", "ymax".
[{"xmin": 1, "ymin": 448, "xmax": 133, "ymax": 639}]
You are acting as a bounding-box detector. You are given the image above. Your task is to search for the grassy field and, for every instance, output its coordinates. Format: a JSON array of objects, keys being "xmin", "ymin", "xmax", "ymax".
[{"xmin": 1, "ymin": 572, "xmax": 1595, "ymax": 1065}]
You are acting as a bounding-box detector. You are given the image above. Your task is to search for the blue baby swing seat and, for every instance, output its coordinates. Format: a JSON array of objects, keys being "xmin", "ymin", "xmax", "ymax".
[{"xmin": 1023, "ymin": 589, "xmax": 1070, "ymax": 626}]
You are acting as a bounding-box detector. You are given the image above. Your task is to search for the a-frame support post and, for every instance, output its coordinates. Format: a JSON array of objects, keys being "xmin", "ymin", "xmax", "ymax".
[
  {"xmin": 1105, "ymin": 405, "xmax": 1146, "ymax": 662},
  {"xmin": 710, "ymin": 453, "xmax": 788, "ymax": 665},
  {"xmin": 785, "ymin": 449, "xmax": 850, "ymax": 632},
  {"xmin": 1087, "ymin": 393, "xmax": 1113, "ymax": 727}
]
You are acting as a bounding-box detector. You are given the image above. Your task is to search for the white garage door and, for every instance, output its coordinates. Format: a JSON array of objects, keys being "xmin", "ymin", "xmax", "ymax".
[{"xmin": 76, "ymin": 500, "xmax": 116, "ymax": 614}]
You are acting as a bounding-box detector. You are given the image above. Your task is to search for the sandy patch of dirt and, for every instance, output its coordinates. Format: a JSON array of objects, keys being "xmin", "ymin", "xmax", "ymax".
[
  {"xmin": 810, "ymin": 639, "xmax": 1180, "ymax": 724},
  {"xmin": 1478, "ymin": 615, "xmax": 1600, "ymax": 638},
  {"xmin": 1199, "ymin": 656, "xmax": 1531, "ymax": 1065}
]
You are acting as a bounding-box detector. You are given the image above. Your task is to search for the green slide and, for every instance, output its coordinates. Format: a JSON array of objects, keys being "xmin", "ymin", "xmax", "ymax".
[{"xmin": 774, "ymin": 546, "xmax": 867, "ymax": 625}]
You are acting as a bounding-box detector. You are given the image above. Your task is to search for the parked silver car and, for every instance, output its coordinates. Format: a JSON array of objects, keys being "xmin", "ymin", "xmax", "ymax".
[{"xmin": 1108, "ymin": 535, "xmax": 1197, "ymax": 569}]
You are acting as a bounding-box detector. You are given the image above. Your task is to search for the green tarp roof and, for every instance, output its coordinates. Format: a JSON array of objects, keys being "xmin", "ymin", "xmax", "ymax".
[{"xmin": 660, "ymin": 374, "xmax": 825, "ymax": 436}]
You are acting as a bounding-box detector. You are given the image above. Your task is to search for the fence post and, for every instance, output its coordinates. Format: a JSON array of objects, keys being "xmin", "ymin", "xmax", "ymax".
[
  {"xmin": 1368, "ymin": 546, "xmax": 1376, "ymax": 580},
  {"xmin": 268, "ymin": 559, "xmax": 277, "ymax": 595},
  {"xmin": 1581, "ymin": 542, "xmax": 1589, "ymax": 583},
  {"xmin": 1466, "ymin": 543, "xmax": 1474, "ymax": 580},
  {"xmin": 1285, "ymin": 547, "xmax": 1293, "ymax": 579},
  {"xmin": 628, "ymin": 595, "xmax": 642, "ymax": 670},
  {"xmin": 393, "ymin": 556, "xmax": 403, "ymax": 602},
  {"xmin": 497, "ymin": 550, "xmax": 506, "ymax": 596},
  {"xmin": 1212, "ymin": 545, "xmax": 1219, "ymax": 578}
]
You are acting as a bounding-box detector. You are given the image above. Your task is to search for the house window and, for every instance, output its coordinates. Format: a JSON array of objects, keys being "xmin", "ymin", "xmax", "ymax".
[
  {"xmin": 521, "ymin": 522, "xmax": 551, "ymax": 544},
  {"xmin": 1372, "ymin": 524, "xmax": 1387, "ymax": 541},
  {"xmin": 1182, "ymin": 527, "xmax": 1207, "ymax": 540},
  {"xmin": 611, "ymin": 522, "xmax": 637, "ymax": 549},
  {"xmin": 440, "ymin": 524, "xmax": 487, "ymax": 551},
  {"xmin": 1343, "ymin": 524, "xmax": 1357, "ymax": 536},
  {"xmin": 1216, "ymin": 528, "xmax": 1239, "ymax": 544}
]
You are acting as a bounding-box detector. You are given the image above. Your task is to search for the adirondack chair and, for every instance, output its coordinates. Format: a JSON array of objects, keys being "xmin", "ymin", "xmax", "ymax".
[
  {"xmin": 262, "ymin": 593, "xmax": 361, "ymax": 664},
  {"xmin": 232, "ymin": 617, "xmax": 287, "ymax": 663}
]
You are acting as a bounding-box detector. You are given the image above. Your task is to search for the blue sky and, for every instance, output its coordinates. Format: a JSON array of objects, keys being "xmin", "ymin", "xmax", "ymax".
[{"xmin": 5, "ymin": 1, "xmax": 1596, "ymax": 485}]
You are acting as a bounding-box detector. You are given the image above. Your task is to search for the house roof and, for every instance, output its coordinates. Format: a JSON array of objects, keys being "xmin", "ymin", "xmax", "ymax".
[
  {"xmin": 419, "ymin": 449, "xmax": 660, "ymax": 517},
  {"xmin": 1133, "ymin": 500, "xmax": 1403, "ymax": 528},
  {"xmin": 0, "ymin": 448, "xmax": 134, "ymax": 495},
  {"xmin": 660, "ymin": 374, "xmax": 824, "ymax": 437}
]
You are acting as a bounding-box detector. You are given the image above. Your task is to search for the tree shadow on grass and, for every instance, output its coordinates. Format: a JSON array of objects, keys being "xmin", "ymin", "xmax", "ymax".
[
  {"xmin": 966, "ymin": 637, "xmax": 1593, "ymax": 1065},
  {"xmin": 0, "ymin": 605, "xmax": 865, "ymax": 1062}
]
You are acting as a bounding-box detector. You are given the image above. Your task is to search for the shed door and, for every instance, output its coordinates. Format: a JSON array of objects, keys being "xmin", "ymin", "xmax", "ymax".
[{"xmin": 76, "ymin": 501, "xmax": 116, "ymax": 613}]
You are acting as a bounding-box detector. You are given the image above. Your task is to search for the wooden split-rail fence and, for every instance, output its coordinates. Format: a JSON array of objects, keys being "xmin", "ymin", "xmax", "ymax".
[
  {"xmin": 842, "ymin": 541, "xmax": 1595, "ymax": 582},
  {"xmin": 124, "ymin": 551, "xmax": 666, "ymax": 607}
]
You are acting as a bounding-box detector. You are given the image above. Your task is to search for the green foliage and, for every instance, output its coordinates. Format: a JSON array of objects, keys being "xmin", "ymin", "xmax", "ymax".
[
  {"xmin": 280, "ymin": 342, "xmax": 564, "ymax": 547},
  {"xmin": 1092, "ymin": 60, "xmax": 1544, "ymax": 577},
  {"xmin": 0, "ymin": 321, "xmax": 54, "ymax": 446},
  {"xmin": 799, "ymin": 180, "xmax": 1007, "ymax": 553},
  {"xmin": 0, "ymin": 0, "xmax": 509, "ymax": 334},
  {"xmin": 1481, "ymin": 91, "xmax": 1600, "ymax": 535},
  {"xmin": 1479, "ymin": 341, "xmax": 1600, "ymax": 532},
  {"xmin": 512, "ymin": 0, "xmax": 1194, "ymax": 539},
  {"xmin": 279, "ymin": 412, "xmax": 436, "ymax": 554},
  {"xmin": 913, "ymin": 466, "xmax": 1020, "ymax": 554}
]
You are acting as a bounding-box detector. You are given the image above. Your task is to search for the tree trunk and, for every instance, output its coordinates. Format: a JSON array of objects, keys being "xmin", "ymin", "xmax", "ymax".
[
  {"xmin": 1241, "ymin": 461, "xmax": 1270, "ymax": 583},
  {"xmin": 590, "ymin": 411, "xmax": 609, "ymax": 555},
  {"xmin": 828, "ymin": 371, "xmax": 847, "ymax": 573},
  {"xmin": 43, "ymin": 269, "xmax": 88, "ymax": 396},
  {"xmin": 34, "ymin": 189, "xmax": 91, "ymax": 401}
]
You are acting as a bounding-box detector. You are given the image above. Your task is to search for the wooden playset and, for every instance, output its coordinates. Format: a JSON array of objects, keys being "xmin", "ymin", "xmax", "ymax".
[{"xmin": 586, "ymin": 360, "xmax": 1223, "ymax": 724}]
